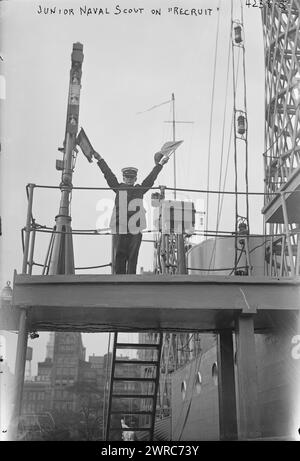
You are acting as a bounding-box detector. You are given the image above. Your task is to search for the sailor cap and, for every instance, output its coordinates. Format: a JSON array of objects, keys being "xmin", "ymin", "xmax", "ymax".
[{"xmin": 121, "ymin": 167, "xmax": 138, "ymax": 178}]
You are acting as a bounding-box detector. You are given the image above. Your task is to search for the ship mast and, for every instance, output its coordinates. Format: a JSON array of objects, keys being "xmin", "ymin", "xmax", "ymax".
[
  {"xmin": 48, "ymin": 43, "xmax": 84, "ymax": 275},
  {"xmin": 172, "ymin": 93, "xmax": 177, "ymax": 199}
]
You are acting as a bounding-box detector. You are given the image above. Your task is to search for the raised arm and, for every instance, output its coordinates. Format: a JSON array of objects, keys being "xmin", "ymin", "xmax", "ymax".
[
  {"xmin": 140, "ymin": 164, "xmax": 163, "ymax": 193},
  {"xmin": 94, "ymin": 152, "xmax": 119, "ymax": 192},
  {"xmin": 140, "ymin": 155, "xmax": 169, "ymax": 193}
]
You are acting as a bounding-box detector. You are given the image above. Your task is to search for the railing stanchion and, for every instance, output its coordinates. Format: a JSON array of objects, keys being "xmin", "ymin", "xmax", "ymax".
[{"xmin": 22, "ymin": 184, "xmax": 35, "ymax": 274}]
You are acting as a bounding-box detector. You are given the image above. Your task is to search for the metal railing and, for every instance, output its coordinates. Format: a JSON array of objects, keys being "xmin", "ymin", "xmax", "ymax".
[{"xmin": 21, "ymin": 183, "xmax": 300, "ymax": 277}]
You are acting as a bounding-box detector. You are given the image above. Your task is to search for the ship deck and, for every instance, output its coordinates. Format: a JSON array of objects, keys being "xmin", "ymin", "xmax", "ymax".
[{"xmin": 3, "ymin": 272, "xmax": 299, "ymax": 333}]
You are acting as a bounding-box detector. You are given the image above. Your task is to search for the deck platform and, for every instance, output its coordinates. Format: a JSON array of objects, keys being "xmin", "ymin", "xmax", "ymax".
[{"xmin": 5, "ymin": 272, "xmax": 300, "ymax": 333}]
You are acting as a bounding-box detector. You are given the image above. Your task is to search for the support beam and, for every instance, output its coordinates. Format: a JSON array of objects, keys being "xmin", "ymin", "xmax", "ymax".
[
  {"xmin": 235, "ymin": 315, "xmax": 260, "ymax": 439},
  {"xmin": 11, "ymin": 273, "xmax": 300, "ymax": 332},
  {"xmin": 9, "ymin": 309, "xmax": 28, "ymax": 440},
  {"xmin": 217, "ymin": 330, "xmax": 238, "ymax": 440}
]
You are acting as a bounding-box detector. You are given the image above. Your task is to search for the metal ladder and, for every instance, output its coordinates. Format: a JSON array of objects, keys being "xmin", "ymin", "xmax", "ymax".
[{"xmin": 105, "ymin": 332, "xmax": 163, "ymax": 441}]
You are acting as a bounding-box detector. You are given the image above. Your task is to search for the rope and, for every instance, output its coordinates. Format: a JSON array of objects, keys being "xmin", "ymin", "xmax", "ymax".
[
  {"xmin": 28, "ymin": 183, "xmax": 298, "ymax": 196},
  {"xmin": 32, "ymin": 262, "xmax": 46, "ymax": 268},
  {"xmin": 25, "ymin": 224, "xmax": 300, "ymax": 239},
  {"xmin": 263, "ymin": 123, "xmax": 290, "ymax": 157},
  {"xmin": 206, "ymin": 3, "xmax": 221, "ymax": 236},
  {"xmin": 209, "ymin": 17, "xmax": 232, "ymax": 273},
  {"xmin": 75, "ymin": 263, "xmax": 112, "ymax": 270},
  {"xmin": 164, "ymin": 186, "xmax": 276, "ymax": 195},
  {"xmin": 28, "ymin": 227, "xmax": 159, "ymax": 236},
  {"xmin": 218, "ymin": 116, "xmax": 234, "ymax": 226},
  {"xmin": 215, "ymin": 24, "xmax": 232, "ymax": 237},
  {"xmin": 176, "ymin": 333, "xmax": 195, "ymax": 352},
  {"xmin": 187, "ymin": 266, "xmax": 248, "ymax": 272}
]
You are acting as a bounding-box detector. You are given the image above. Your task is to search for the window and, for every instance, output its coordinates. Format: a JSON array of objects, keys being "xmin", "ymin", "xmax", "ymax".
[
  {"xmin": 58, "ymin": 344, "xmax": 74, "ymax": 353},
  {"xmin": 124, "ymin": 382, "xmax": 135, "ymax": 391},
  {"xmin": 181, "ymin": 381, "xmax": 187, "ymax": 400},
  {"xmin": 212, "ymin": 362, "xmax": 218, "ymax": 386},
  {"xmin": 195, "ymin": 372, "xmax": 202, "ymax": 394}
]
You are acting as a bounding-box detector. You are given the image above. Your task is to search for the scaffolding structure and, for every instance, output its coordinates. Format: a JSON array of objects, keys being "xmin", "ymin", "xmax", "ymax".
[{"xmin": 262, "ymin": 0, "xmax": 300, "ymax": 276}]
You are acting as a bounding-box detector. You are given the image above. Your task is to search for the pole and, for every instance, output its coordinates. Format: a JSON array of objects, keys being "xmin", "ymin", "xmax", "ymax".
[
  {"xmin": 172, "ymin": 93, "xmax": 176, "ymax": 200},
  {"xmin": 22, "ymin": 184, "xmax": 35, "ymax": 274},
  {"xmin": 217, "ymin": 330, "xmax": 238, "ymax": 440},
  {"xmin": 9, "ymin": 309, "xmax": 28, "ymax": 440},
  {"xmin": 235, "ymin": 314, "xmax": 260, "ymax": 439},
  {"xmin": 281, "ymin": 192, "xmax": 295, "ymax": 276},
  {"xmin": 28, "ymin": 227, "xmax": 36, "ymax": 275},
  {"xmin": 49, "ymin": 43, "xmax": 84, "ymax": 275}
]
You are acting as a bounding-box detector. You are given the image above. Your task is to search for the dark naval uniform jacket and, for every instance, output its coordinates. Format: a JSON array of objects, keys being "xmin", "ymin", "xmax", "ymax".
[{"xmin": 97, "ymin": 159, "xmax": 163, "ymax": 233}]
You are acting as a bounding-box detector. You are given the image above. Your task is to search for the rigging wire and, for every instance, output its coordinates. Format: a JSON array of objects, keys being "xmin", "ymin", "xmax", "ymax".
[
  {"xmin": 241, "ymin": 1, "xmax": 250, "ymax": 234},
  {"xmin": 205, "ymin": 4, "xmax": 221, "ymax": 238},
  {"xmin": 217, "ymin": 114, "xmax": 234, "ymax": 228},
  {"xmin": 207, "ymin": 16, "xmax": 232, "ymax": 273},
  {"xmin": 231, "ymin": 0, "xmax": 239, "ymax": 270},
  {"xmin": 215, "ymin": 25, "xmax": 232, "ymax": 235},
  {"xmin": 230, "ymin": 0, "xmax": 251, "ymax": 270},
  {"xmin": 207, "ymin": 5, "xmax": 242, "ymax": 273},
  {"xmin": 31, "ymin": 183, "xmax": 295, "ymax": 195}
]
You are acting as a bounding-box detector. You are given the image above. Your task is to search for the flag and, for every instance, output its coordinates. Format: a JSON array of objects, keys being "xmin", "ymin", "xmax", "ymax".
[
  {"xmin": 76, "ymin": 127, "xmax": 95, "ymax": 163},
  {"xmin": 159, "ymin": 140, "xmax": 184, "ymax": 157}
]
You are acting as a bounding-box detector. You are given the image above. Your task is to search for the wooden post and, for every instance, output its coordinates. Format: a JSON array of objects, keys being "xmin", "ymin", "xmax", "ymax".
[
  {"xmin": 217, "ymin": 329, "xmax": 238, "ymax": 440},
  {"xmin": 9, "ymin": 309, "xmax": 28, "ymax": 440},
  {"xmin": 235, "ymin": 315, "xmax": 260, "ymax": 439}
]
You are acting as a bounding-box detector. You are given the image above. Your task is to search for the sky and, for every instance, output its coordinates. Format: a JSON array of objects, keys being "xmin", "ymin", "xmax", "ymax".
[{"xmin": 0, "ymin": 0, "xmax": 265, "ymax": 374}]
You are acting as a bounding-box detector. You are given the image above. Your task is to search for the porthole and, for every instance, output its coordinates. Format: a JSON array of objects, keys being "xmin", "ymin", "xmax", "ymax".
[
  {"xmin": 195, "ymin": 372, "xmax": 202, "ymax": 394},
  {"xmin": 212, "ymin": 362, "xmax": 218, "ymax": 386},
  {"xmin": 181, "ymin": 381, "xmax": 187, "ymax": 400}
]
